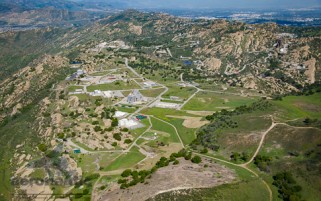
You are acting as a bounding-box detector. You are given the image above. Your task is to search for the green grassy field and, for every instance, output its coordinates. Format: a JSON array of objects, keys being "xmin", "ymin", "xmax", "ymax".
[
  {"xmin": 72, "ymin": 152, "xmax": 121, "ymax": 175},
  {"xmin": 149, "ymin": 179, "xmax": 270, "ymax": 201},
  {"xmin": 163, "ymin": 85, "xmax": 197, "ymax": 100},
  {"xmin": 104, "ymin": 146, "xmax": 145, "ymax": 171},
  {"xmin": 68, "ymin": 85, "xmax": 84, "ymax": 92},
  {"xmin": 139, "ymin": 88, "xmax": 165, "ymax": 97},
  {"xmin": 71, "ymin": 94, "xmax": 90, "ymax": 101},
  {"xmin": 256, "ymin": 124, "xmax": 321, "ymax": 201},
  {"xmin": 213, "ymin": 114, "xmax": 273, "ymax": 160},
  {"xmin": 116, "ymin": 105, "xmax": 138, "ymax": 113},
  {"xmin": 183, "ymin": 91, "xmax": 257, "ymax": 111},
  {"xmin": 87, "ymin": 81, "xmax": 140, "ymax": 92},
  {"xmin": 150, "ymin": 117, "xmax": 180, "ymax": 143},
  {"xmin": 273, "ymin": 93, "xmax": 321, "ymax": 120},
  {"xmin": 166, "ymin": 118, "xmax": 196, "ymax": 145}
]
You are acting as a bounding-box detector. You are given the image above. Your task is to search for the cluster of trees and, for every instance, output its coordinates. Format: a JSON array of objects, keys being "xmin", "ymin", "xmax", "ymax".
[
  {"xmin": 191, "ymin": 115, "xmax": 237, "ymax": 151},
  {"xmin": 113, "ymin": 133, "xmax": 122, "ymax": 141},
  {"xmin": 273, "ymin": 81, "xmax": 321, "ymax": 101},
  {"xmin": 272, "ymin": 172, "xmax": 302, "ymax": 201},
  {"xmin": 129, "ymin": 57, "xmax": 180, "ymax": 80},
  {"xmin": 230, "ymin": 152, "xmax": 250, "ymax": 163},
  {"xmin": 101, "ymin": 107, "xmax": 116, "ymax": 119},
  {"xmin": 69, "ymin": 111, "xmax": 82, "ymax": 119},
  {"xmin": 254, "ymin": 155, "xmax": 272, "ymax": 172},
  {"xmin": 118, "ymin": 149, "xmax": 202, "ymax": 189},
  {"xmin": 72, "ymin": 173, "xmax": 100, "ymax": 199}
]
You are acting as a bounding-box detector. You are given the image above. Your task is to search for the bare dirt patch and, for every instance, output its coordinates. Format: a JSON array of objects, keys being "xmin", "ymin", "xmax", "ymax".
[
  {"xmin": 186, "ymin": 110, "xmax": 213, "ymax": 116},
  {"xmin": 294, "ymin": 102, "xmax": 321, "ymax": 112},
  {"xmin": 166, "ymin": 115, "xmax": 209, "ymax": 128},
  {"xmin": 98, "ymin": 158, "xmax": 236, "ymax": 201},
  {"xmin": 304, "ymin": 58, "xmax": 316, "ymax": 83}
]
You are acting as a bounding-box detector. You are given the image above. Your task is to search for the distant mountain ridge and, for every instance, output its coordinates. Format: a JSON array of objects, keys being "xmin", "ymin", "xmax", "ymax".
[{"xmin": 0, "ymin": 0, "xmax": 83, "ymax": 11}]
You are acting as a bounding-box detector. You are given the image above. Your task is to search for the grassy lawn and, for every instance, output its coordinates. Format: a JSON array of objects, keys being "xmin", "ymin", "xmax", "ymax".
[
  {"xmin": 72, "ymin": 152, "xmax": 121, "ymax": 175},
  {"xmin": 87, "ymin": 81, "xmax": 140, "ymax": 92},
  {"xmin": 183, "ymin": 91, "xmax": 257, "ymax": 111},
  {"xmin": 151, "ymin": 179, "xmax": 270, "ymax": 201},
  {"xmin": 167, "ymin": 118, "xmax": 196, "ymax": 145},
  {"xmin": 116, "ymin": 105, "xmax": 138, "ymax": 113},
  {"xmin": 104, "ymin": 146, "xmax": 145, "ymax": 171},
  {"xmin": 139, "ymin": 88, "xmax": 165, "ymax": 97},
  {"xmin": 90, "ymin": 71, "xmax": 109, "ymax": 76},
  {"xmin": 260, "ymin": 124, "xmax": 321, "ymax": 158},
  {"xmin": 213, "ymin": 114, "xmax": 272, "ymax": 160},
  {"xmin": 162, "ymin": 85, "xmax": 197, "ymax": 100},
  {"xmin": 150, "ymin": 117, "xmax": 180, "ymax": 143},
  {"xmin": 68, "ymin": 85, "xmax": 84, "ymax": 92},
  {"xmin": 273, "ymin": 93, "xmax": 321, "ymax": 120},
  {"xmin": 256, "ymin": 124, "xmax": 321, "ymax": 201},
  {"xmin": 70, "ymin": 94, "xmax": 90, "ymax": 101}
]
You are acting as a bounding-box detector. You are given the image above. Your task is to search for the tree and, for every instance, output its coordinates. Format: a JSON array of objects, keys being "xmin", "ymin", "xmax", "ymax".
[
  {"xmin": 57, "ymin": 133, "xmax": 65, "ymax": 139},
  {"xmin": 94, "ymin": 126, "xmax": 102, "ymax": 132},
  {"xmin": 124, "ymin": 139, "xmax": 132, "ymax": 144},
  {"xmin": 121, "ymin": 169, "xmax": 132, "ymax": 177},
  {"xmin": 200, "ymin": 148, "xmax": 208, "ymax": 154},
  {"xmin": 113, "ymin": 133, "xmax": 122, "ymax": 141},
  {"xmin": 191, "ymin": 155, "xmax": 202, "ymax": 164},
  {"xmin": 38, "ymin": 144, "xmax": 47, "ymax": 152},
  {"xmin": 111, "ymin": 118, "xmax": 119, "ymax": 127},
  {"xmin": 184, "ymin": 152, "xmax": 192, "ymax": 160}
]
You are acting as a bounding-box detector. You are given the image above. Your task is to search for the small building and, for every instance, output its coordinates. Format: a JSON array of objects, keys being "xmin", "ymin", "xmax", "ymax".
[
  {"xmin": 143, "ymin": 81, "xmax": 158, "ymax": 88},
  {"xmin": 73, "ymin": 149, "xmax": 81, "ymax": 154},
  {"xmin": 114, "ymin": 111, "xmax": 128, "ymax": 118},
  {"xmin": 90, "ymin": 90, "xmax": 103, "ymax": 97},
  {"xmin": 76, "ymin": 69, "xmax": 85, "ymax": 76},
  {"xmin": 119, "ymin": 118, "xmax": 142, "ymax": 129},
  {"xmin": 103, "ymin": 91, "xmax": 124, "ymax": 98},
  {"xmin": 127, "ymin": 90, "xmax": 144, "ymax": 104},
  {"xmin": 170, "ymin": 96, "xmax": 183, "ymax": 101},
  {"xmin": 183, "ymin": 60, "xmax": 193, "ymax": 66},
  {"xmin": 136, "ymin": 115, "xmax": 147, "ymax": 120}
]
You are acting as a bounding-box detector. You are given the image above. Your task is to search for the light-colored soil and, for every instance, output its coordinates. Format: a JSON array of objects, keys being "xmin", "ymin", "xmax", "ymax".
[
  {"xmin": 138, "ymin": 143, "xmax": 183, "ymax": 170},
  {"xmin": 186, "ymin": 110, "xmax": 213, "ymax": 116},
  {"xmin": 304, "ymin": 58, "xmax": 316, "ymax": 84},
  {"xmin": 97, "ymin": 158, "xmax": 236, "ymax": 201},
  {"xmin": 166, "ymin": 115, "xmax": 209, "ymax": 128}
]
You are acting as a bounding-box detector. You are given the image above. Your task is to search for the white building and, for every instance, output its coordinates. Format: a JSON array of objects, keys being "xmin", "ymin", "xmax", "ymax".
[
  {"xmin": 143, "ymin": 81, "xmax": 158, "ymax": 88},
  {"xmin": 154, "ymin": 102, "xmax": 181, "ymax": 109},
  {"xmin": 114, "ymin": 111, "xmax": 128, "ymax": 118},
  {"xmin": 90, "ymin": 90, "xmax": 103, "ymax": 97},
  {"xmin": 103, "ymin": 91, "xmax": 124, "ymax": 98},
  {"xmin": 127, "ymin": 90, "xmax": 144, "ymax": 104},
  {"xmin": 119, "ymin": 118, "xmax": 141, "ymax": 129}
]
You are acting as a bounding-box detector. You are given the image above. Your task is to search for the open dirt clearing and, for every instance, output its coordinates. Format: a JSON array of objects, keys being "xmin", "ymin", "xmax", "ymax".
[
  {"xmin": 166, "ymin": 115, "xmax": 209, "ymax": 128},
  {"xmin": 186, "ymin": 110, "xmax": 214, "ymax": 116},
  {"xmin": 97, "ymin": 158, "xmax": 236, "ymax": 201}
]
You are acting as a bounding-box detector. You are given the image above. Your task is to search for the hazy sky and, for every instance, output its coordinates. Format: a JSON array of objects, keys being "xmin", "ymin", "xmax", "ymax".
[{"xmin": 105, "ymin": 0, "xmax": 321, "ymax": 9}]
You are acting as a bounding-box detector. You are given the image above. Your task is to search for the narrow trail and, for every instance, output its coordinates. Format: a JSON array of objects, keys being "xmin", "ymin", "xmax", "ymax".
[
  {"xmin": 242, "ymin": 122, "xmax": 277, "ymax": 166},
  {"xmin": 161, "ymin": 117, "xmax": 274, "ymax": 201},
  {"xmin": 150, "ymin": 116, "xmax": 185, "ymax": 148}
]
